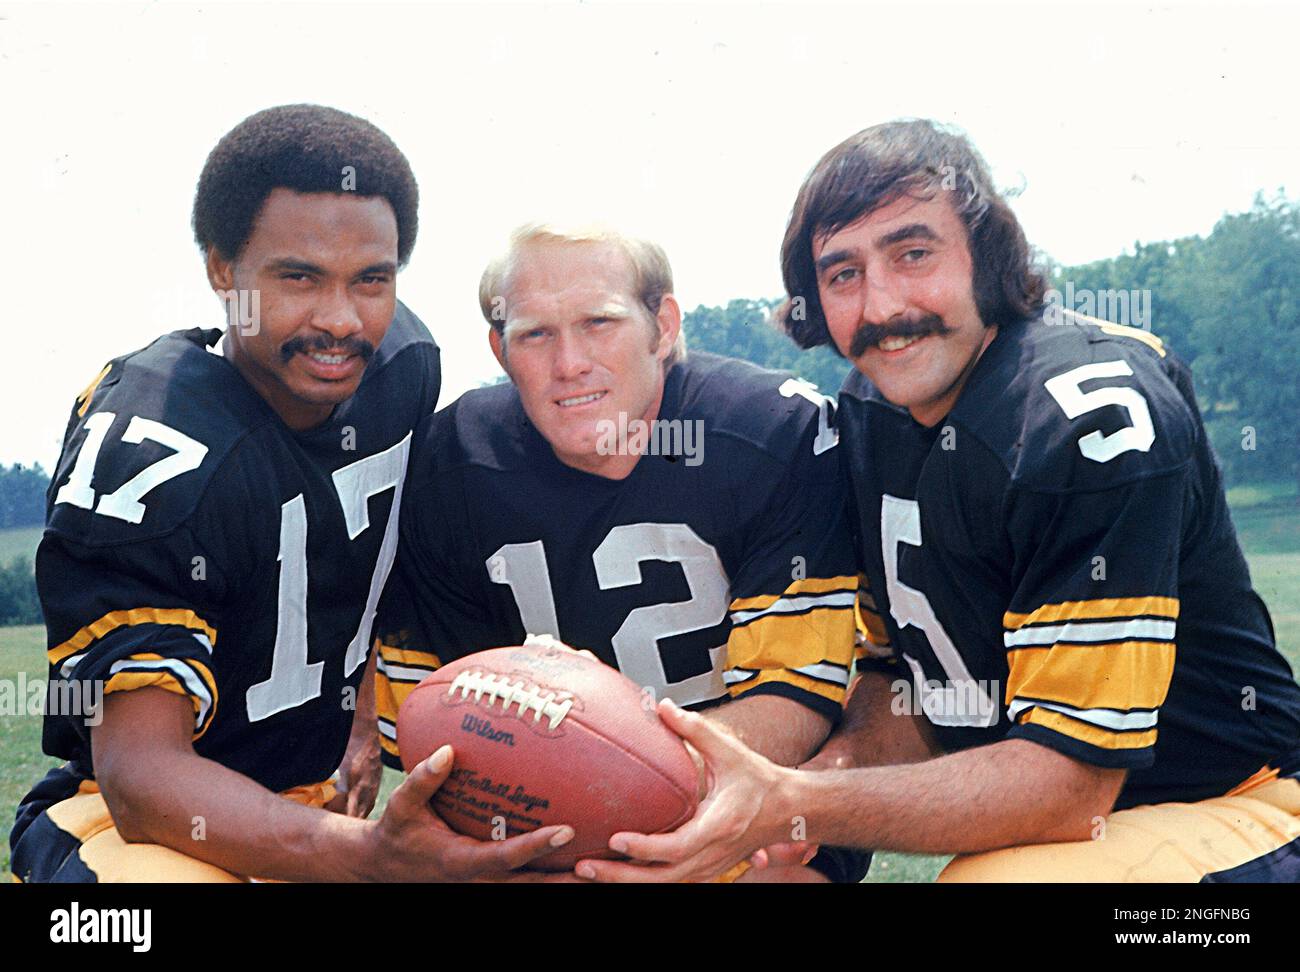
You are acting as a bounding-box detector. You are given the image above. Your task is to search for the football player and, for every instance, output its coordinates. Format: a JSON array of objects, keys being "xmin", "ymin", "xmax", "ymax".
[
  {"xmin": 374, "ymin": 223, "xmax": 860, "ymax": 882},
  {"xmin": 575, "ymin": 120, "xmax": 1300, "ymax": 883},
  {"xmin": 9, "ymin": 105, "xmax": 573, "ymax": 882}
]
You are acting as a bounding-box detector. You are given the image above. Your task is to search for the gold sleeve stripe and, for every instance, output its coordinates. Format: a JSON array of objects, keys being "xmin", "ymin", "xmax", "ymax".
[
  {"xmin": 102, "ymin": 653, "xmax": 219, "ymax": 739},
  {"xmin": 1005, "ymin": 641, "xmax": 1174, "ymax": 713},
  {"xmin": 854, "ymin": 643, "xmax": 898, "ymax": 665},
  {"xmin": 50, "ymin": 608, "xmax": 218, "ymax": 666},
  {"xmin": 856, "ymin": 601, "xmax": 891, "ymax": 648},
  {"xmin": 1008, "ymin": 696, "xmax": 1156, "ymax": 732},
  {"xmin": 1016, "ymin": 705, "xmax": 1158, "ymax": 751},
  {"xmin": 1098, "ymin": 321, "xmax": 1167, "ymax": 357},
  {"xmin": 729, "ymin": 575, "xmax": 857, "ymax": 613},
  {"xmin": 376, "ymin": 667, "xmax": 400, "ymax": 726},
  {"xmin": 378, "ymin": 716, "xmax": 401, "ymax": 761},
  {"xmin": 1005, "ymin": 617, "xmax": 1175, "ymax": 650},
  {"xmin": 726, "ymin": 607, "xmax": 855, "ymax": 672},
  {"xmin": 731, "ymin": 593, "xmax": 854, "ymax": 629},
  {"xmin": 726, "ymin": 661, "xmax": 850, "ymax": 689},
  {"xmin": 728, "ymin": 668, "xmax": 846, "ymax": 705},
  {"xmin": 374, "ymin": 638, "xmax": 442, "ymax": 671},
  {"xmin": 1060, "ymin": 310, "xmax": 1168, "ymax": 357},
  {"xmin": 376, "ymin": 654, "xmax": 437, "ymax": 685},
  {"xmin": 376, "ymin": 677, "xmax": 421, "ymax": 727},
  {"xmin": 75, "ymin": 363, "xmax": 112, "ymax": 418},
  {"xmin": 1004, "ymin": 596, "xmax": 1179, "ymax": 631}
]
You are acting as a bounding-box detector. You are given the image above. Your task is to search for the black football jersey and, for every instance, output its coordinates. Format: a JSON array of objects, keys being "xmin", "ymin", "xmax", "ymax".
[
  {"xmin": 375, "ymin": 352, "xmax": 857, "ymax": 769},
  {"xmin": 840, "ymin": 311, "xmax": 1300, "ymax": 808},
  {"xmin": 30, "ymin": 303, "xmax": 440, "ymax": 796}
]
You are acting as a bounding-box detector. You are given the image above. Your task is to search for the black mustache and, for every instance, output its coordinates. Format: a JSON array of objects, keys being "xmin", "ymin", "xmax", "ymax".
[
  {"xmin": 849, "ymin": 314, "xmax": 951, "ymax": 358},
  {"xmin": 280, "ymin": 334, "xmax": 376, "ymax": 365}
]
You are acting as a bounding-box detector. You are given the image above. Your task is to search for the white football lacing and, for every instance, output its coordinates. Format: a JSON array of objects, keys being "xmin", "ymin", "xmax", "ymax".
[{"xmin": 447, "ymin": 671, "xmax": 574, "ymax": 730}]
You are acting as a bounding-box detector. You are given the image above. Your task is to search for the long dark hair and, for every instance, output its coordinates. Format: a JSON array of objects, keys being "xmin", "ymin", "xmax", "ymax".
[{"xmin": 777, "ymin": 120, "xmax": 1046, "ymax": 350}]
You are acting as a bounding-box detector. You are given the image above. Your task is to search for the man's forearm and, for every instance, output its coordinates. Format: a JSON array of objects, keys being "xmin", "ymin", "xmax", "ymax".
[
  {"xmin": 96, "ymin": 688, "xmax": 377, "ymax": 882},
  {"xmin": 780, "ymin": 738, "xmax": 1125, "ymax": 854},
  {"xmin": 707, "ymin": 693, "xmax": 830, "ymax": 766},
  {"xmin": 806, "ymin": 671, "xmax": 938, "ymax": 769}
]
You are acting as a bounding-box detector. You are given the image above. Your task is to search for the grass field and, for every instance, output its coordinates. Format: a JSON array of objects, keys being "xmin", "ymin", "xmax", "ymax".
[
  {"xmin": 0, "ymin": 624, "xmax": 60, "ymax": 876},
  {"xmin": 1, "ymin": 490, "xmax": 1297, "ymax": 882}
]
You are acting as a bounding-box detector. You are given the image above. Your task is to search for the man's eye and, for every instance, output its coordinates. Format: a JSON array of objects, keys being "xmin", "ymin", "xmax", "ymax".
[
  {"xmin": 281, "ymin": 273, "xmax": 311, "ymax": 282},
  {"xmin": 358, "ymin": 275, "xmax": 390, "ymax": 286},
  {"xmin": 901, "ymin": 249, "xmax": 930, "ymax": 263},
  {"xmin": 588, "ymin": 317, "xmax": 611, "ymax": 327},
  {"xmin": 829, "ymin": 267, "xmax": 858, "ymax": 285}
]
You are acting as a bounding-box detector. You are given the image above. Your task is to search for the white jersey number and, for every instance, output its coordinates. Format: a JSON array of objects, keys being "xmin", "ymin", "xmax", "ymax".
[
  {"xmin": 779, "ymin": 378, "xmax": 839, "ymax": 455},
  {"xmin": 246, "ymin": 434, "xmax": 411, "ymax": 722},
  {"xmin": 488, "ymin": 524, "xmax": 729, "ymax": 706},
  {"xmin": 55, "ymin": 412, "xmax": 210, "ymax": 524},
  {"xmin": 1043, "ymin": 360, "xmax": 1155, "ymax": 463},
  {"xmin": 881, "ymin": 495, "xmax": 997, "ymax": 728}
]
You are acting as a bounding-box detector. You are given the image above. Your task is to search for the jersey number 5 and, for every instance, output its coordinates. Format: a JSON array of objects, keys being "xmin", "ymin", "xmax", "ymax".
[
  {"xmin": 882, "ymin": 495, "xmax": 997, "ymax": 728},
  {"xmin": 1044, "ymin": 360, "xmax": 1155, "ymax": 463}
]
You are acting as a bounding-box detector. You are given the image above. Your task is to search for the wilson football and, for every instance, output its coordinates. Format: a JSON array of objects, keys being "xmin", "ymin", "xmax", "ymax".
[{"xmin": 396, "ymin": 637, "xmax": 700, "ymax": 871}]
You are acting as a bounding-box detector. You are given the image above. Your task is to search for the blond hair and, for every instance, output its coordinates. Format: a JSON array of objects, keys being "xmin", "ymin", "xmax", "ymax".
[{"xmin": 478, "ymin": 222, "xmax": 687, "ymax": 367}]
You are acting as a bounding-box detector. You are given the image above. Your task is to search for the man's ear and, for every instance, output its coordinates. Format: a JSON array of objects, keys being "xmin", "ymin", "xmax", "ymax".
[
  {"xmin": 205, "ymin": 247, "xmax": 235, "ymax": 295},
  {"xmin": 488, "ymin": 326, "xmax": 509, "ymax": 374},
  {"xmin": 653, "ymin": 294, "xmax": 682, "ymax": 361}
]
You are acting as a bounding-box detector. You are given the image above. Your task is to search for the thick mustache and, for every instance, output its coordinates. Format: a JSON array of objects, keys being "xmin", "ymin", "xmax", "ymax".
[
  {"xmin": 280, "ymin": 334, "xmax": 376, "ymax": 365},
  {"xmin": 849, "ymin": 314, "xmax": 951, "ymax": 357}
]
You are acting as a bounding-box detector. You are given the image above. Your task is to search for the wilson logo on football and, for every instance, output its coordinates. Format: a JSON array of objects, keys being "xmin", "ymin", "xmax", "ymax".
[{"xmin": 444, "ymin": 670, "xmax": 575, "ymax": 732}]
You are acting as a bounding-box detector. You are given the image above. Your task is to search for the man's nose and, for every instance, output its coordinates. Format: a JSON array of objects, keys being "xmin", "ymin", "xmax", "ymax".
[
  {"xmin": 859, "ymin": 266, "xmax": 908, "ymax": 327},
  {"xmin": 552, "ymin": 328, "xmax": 594, "ymax": 381},
  {"xmin": 311, "ymin": 285, "xmax": 365, "ymax": 341}
]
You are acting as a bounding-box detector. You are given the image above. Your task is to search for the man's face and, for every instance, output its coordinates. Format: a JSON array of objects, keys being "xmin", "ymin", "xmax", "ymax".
[
  {"xmin": 490, "ymin": 241, "xmax": 679, "ymax": 479},
  {"xmin": 812, "ymin": 193, "xmax": 995, "ymax": 427},
  {"xmin": 208, "ymin": 188, "xmax": 399, "ymax": 430}
]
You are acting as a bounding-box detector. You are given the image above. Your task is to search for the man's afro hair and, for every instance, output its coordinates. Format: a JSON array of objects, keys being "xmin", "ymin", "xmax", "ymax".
[{"xmin": 192, "ymin": 103, "xmax": 419, "ymax": 266}]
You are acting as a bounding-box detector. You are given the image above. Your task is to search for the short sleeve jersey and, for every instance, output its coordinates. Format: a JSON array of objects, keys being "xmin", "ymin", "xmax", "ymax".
[
  {"xmin": 375, "ymin": 352, "xmax": 857, "ymax": 768},
  {"xmin": 839, "ymin": 312, "xmax": 1300, "ymax": 809},
  {"xmin": 33, "ymin": 303, "xmax": 440, "ymax": 794}
]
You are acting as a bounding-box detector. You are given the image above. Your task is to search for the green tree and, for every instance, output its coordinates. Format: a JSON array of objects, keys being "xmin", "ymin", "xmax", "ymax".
[
  {"xmin": 683, "ymin": 298, "xmax": 850, "ymax": 396},
  {"xmin": 0, "ymin": 463, "xmax": 50, "ymax": 528}
]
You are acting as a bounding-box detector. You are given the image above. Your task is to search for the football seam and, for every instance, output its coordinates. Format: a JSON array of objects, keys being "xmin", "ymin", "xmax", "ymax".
[{"xmin": 414, "ymin": 673, "xmax": 697, "ymax": 832}]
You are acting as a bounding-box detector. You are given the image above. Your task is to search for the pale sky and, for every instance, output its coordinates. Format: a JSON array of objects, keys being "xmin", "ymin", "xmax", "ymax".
[{"xmin": 2, "ymin": 0, "xmax": 1297, "ymax": 469}]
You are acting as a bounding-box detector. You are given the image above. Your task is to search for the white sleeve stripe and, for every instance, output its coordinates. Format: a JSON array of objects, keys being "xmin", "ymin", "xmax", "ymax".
[
  {"xmin": 107, "ymin": 657, "xmax": 214, "ymax": 730},
  {"xmin": 58, "ymin": 652, "xmax": 87, "ymax": 679},
  {"xmin": 730, "ymin": 591, "xmax": 856, "ymax": 625},
  {"xmin": 792, "ymin": 663, "xmax": 851, "ymax": 686},
  {"xmin": 1004, "ymin": 618, "xmax": 1176, "ymax": 648},
  {"xmin": 58, "ymin": 629, "xmax": 214, "ymax": 678},
  {"xmin": 378, "ymin": 719, "xmax": 398, "ymax": 741},
  {"xmin": 1008, "ymin": 697, "xmax": 1159, "ymax": 732},
  {"xmin": 723, "ymin": 664, "xmax": 850, "ymax": 687},
  {"xmin": 377, "ymin": 661, "xmax": 434, "ymax": 683}
]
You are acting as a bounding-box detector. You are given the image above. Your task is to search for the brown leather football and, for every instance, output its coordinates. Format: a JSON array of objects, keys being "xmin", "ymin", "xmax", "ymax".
[{"xmin": 396, "ymin": 637, "xmax": 699, "ymax": 871}]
